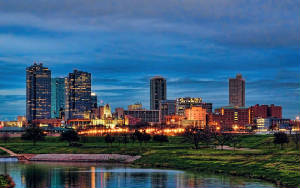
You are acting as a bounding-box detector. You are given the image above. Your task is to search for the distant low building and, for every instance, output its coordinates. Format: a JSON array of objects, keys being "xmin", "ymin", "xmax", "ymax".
[
  {"xmin": 255, "ymin": 118, "xmax": 291, "ymax": 133},
  {"xmin": 124, "ymin": 109, "xmax": 160, "ymax": 124},
  {"xmin": 249, "ymin": 104, "xmax": 282, "ymax": 124},
  {"xmin": 128, "ymin": 103, "xmax": 143, "ymax": 110},
  {"xmin": 214, "ymin": 106, "xmax": 249, "ymax": 130},
  {"xmin": 184, "ymin": 106, "xmax": 207, "ymax": 128},
  {"xmin": 176, "ymin": 97, "xmax": 212, "ymax": 116},
  {"xmin": 159, "ymin": 100, "xmax": 176, "ymax": 122},
  {"xmin": 32, "ymin": 119, "xmax": 63, "ymax": 127}
]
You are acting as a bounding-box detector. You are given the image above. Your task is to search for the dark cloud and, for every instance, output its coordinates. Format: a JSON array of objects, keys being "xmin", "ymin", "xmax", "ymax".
[{"xmin": 0, "ymin": 0, "xmax": 299, "ymax": 119}]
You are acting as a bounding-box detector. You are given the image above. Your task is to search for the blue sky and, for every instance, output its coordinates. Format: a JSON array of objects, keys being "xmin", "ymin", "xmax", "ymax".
[{"xmin": 0, "ymin": 0, "xmax": 299, "ymax": 120}]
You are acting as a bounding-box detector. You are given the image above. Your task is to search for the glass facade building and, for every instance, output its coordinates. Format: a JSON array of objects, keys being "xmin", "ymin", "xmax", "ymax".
[
  {"xmin": 51, "ymin": 78, "xmax": 65, "ymax": 118},
  {"xmin": 26, "ymin": 63, "xmax": 51, "ymax": 121},
  {"xmin": 65, "ymin": 70, "xmax": 91, "ymax": 120}
]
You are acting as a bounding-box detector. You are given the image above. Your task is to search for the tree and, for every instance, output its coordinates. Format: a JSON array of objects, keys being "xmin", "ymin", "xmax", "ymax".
[
  {"xmin": 291, "ymin": 132, "xmax": 300, "ymax": 149},
  {"xmin": 231, "ymin": 135, "xmax": 241, "ymax": 151},
  {"xmin": 130, "ymin": 133, "xmax": 137, "ymax": 144},
  {"xmin": 122, "ymin": 134, "xmax": 129, "ymax": 145},
  {"xmin": 142, "ymin": 131, "xmax": 151, "ymax": 144},
  {"xmin": 153, "ymin": 135, "xmax": 169, "ymax": 145},
  {"xmin": 274, "ymin": 132, "xmax": 289, "ymax": 149},
  {"xmin": 104, "ymin": 134, "xmax": 115, "ymax": 147},
  {"xmin": 1, "ymin": 132, "xmax": 10, "ymax": 143},
  {"xmin": 134, "ymin": 130, "xmax": 144, "ymax": 146},
  {"xmin": 183, "ymin": 127, "xmax": 202, "ymax": 149},
  {"xmin": 214, "ymin": 132, "xmax": 232, "ymax": 150},
  {"xmin": 21, "ymin": 125, "xmax": 46, "ymax": 146},
  {"xmin": 60, "ymin": 129, "xmax": 80, "ymax": 146},
  {"xmin": 200, "ymin": 128, "xmax": 213, "ymax": 148}
]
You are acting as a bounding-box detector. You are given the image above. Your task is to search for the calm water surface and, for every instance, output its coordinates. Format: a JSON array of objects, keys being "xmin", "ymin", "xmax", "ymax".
[{"xmin": 0, "ymin": 161, "xmax": 277, "ymax": 188}]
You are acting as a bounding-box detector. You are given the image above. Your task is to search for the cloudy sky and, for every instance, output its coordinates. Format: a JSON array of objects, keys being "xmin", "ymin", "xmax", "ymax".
[{"xmin": 0, "ymin": 0, "xmax": 299, "ymax": 120}]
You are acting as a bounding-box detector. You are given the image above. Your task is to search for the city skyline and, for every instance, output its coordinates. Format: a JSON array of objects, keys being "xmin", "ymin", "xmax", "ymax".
[
  {"xmin": 0, "ymin": 1, "xmax": 299, "ymax": 120},
  {"xmin": 0, "ymin": 62, "xmax": 299, "ymax": 120}
]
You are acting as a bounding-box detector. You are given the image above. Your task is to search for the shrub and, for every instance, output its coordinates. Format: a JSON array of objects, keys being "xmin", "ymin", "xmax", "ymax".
[
  {"xmin": 153, "ymin": 135, "xmax": 169, "ymax": 144},
  {"xmin": 60, "ymin": 129, "xmax": 80, "ymax": 146},
  {"xmin": 21, "ymin": 125, "xmax": 46, "ymax": 146},
  {"xmin": 274, "ymin": 132, "xmax": 289, "ymax": 149}
]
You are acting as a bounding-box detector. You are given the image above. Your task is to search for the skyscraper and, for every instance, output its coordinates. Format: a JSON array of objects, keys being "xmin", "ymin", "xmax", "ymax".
[
  {"xmin": 229, "ymin": 74, "xmax": 245, "ymax": 107},
  {"xmin": 65, "ymin": 70, "xmax": 91, "ymax": 120},
  {"xmin": 26, "ymin": 63, "xmax": 51, "ymax": 121},
  {"xmin": 150, "ymin": 76, "xmax": 166, "ymax": 110},
  {"xmin": 51, "ymin": 78, "xmax": 65, "ymax": 119},
  {"xmin": 91, "ymin": 92, "xmax": 98, "ymax": 109}
]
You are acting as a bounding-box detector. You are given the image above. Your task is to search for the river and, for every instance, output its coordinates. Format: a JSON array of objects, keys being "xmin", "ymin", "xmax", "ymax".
[{"xmin": 0, "ymin": 161, "xmax": 277, "ymax": 188}]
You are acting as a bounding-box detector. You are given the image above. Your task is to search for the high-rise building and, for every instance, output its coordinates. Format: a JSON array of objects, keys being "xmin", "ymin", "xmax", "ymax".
[
  {"xmin": 51, "ymin": 78, "xmax": 65, "ymax": 119},
  {"xmin": 150, "ymin": 76, "xmax": 166, "ymax": 110},
  {"xmin": 91, "ymin": 92, "xmax": 98, "ymax": 109},
  {"xmin": 26, "ymin": 63, "xmax": 51, "ymax": 121},
  {"xmin": 229, "ymin": 74, "xmax": 245, "ymax": 107},
  {"xmin": 65, "ymin": 70, "xmax": 91, "ymax": 120}
]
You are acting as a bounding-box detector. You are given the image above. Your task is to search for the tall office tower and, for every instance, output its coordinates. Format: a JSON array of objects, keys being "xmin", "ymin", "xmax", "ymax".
[
  {"xmin": 150, "ymin": 76, "xmax": 166, "ymax": 110},
  {"xmin": 91, "ymin": 92, "xmax": 98, "ymax": 109},
  {"xmin": 229, "ymin": 74, "xmax": 245, "ymax": 107},
  {"xmin": 65, "ymin": 70, "xmax": 91, "ymax": 120},
  {"xmin": 26, "ymin": 63, "xmax": 51, "ymax": 121},
  {"xmin": 51, "ymin": 78, "xmax": 65, "ymax": 118}
]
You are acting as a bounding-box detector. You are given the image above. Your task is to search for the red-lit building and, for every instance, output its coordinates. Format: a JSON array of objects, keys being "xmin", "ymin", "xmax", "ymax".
[
  {"xmin": 214, "ymin": 106, "xmax": 249, "ymax": 130},
  {"xmin": 268, "ymin": 104, "xmax": 282, "ymax": 119},
  {"xmin": 249, "ymin": 104, "xmax": 282, "ymax": 124},
  {"xmin": 124, "ymin": 115, "xmax": 141, "ymax": 126},
  {"xmin": 165, "ymin": 115, "xmax": 184, "ymax": 126},
  {"xmin": 32, "ymin": 119, "xmax": 63, "ymax": 127}
]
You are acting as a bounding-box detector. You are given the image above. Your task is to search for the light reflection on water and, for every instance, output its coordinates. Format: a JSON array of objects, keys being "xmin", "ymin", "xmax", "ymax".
[{"xmin": 0, "ymin": 161, "xmax": 277, "ymax": 188}]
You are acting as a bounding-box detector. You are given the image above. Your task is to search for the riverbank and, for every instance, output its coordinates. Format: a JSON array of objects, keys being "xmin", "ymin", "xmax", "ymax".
[
  {"xmin": 0, "ymin": 175, "xmax": 15, "ymax": 188},
  {"xmin": 0, "ymin": 135, "xmax": 299, "ymax": 187}
]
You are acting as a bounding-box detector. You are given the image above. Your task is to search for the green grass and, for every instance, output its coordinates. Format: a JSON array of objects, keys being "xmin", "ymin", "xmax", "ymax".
[{"xmin": 0, "ymin": 135, "xmax": 299, "ymax": 187}]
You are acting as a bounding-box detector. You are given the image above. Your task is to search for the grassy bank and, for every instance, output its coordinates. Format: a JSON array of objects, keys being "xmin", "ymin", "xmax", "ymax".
[
  {"xmin": 0, "ymin": 135, "xmax": 299, "ymax": 187},
  {"xmin": 0, "ymin": 175, "xmax": 15, "ymax": 188}
]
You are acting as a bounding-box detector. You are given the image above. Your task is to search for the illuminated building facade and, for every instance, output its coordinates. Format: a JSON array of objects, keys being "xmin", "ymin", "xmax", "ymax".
[
  {"xmin": 249, "ymin": 104, "xmax": 282, "ymax": 124},
  {"xmin": 229, "ymin": 74, "xmax": 245, "ymax": 107},
  {"xmin": 215, "ymin": 106, "xmax": 249, "ymax": 130},
  {"xmin": 255, "ymin": 118, "xmax": 291, "ymax": 132},
  {"xmin": 159, "ymin": 100, "xmax": 176, "ymax": 122},
  {"xmin": 65, "ymin": 70, "xmax": 91, "ymax": 120},
  {"xmin": 128, "ymin": 103, "xmax": 143, "ymax": 110},
  {"xmin": 184, "ymin": 106, "xmax": 207, "ymax": 128},
  {"xmin": 51, "ymin": 78, "xmax": 65, "ymax": 118},
  {"xmin": 256, "ymin": 118, "xmax": 271, "ymax": 132},
  {"xmin": 165, "ymin": 115, "xmax": 184, "ymax": 126},
  {"xmin": 150, "ymin": 76, "xmax": 166, "ymax": 110},
  {"xmin": 26, "ymin": 63, "xmax": 51, "ymax": 121},
  {"xmin": 176, "ymin": 97, "xmax": 202, "ymax": 115},
  {"xmin": 103, "ymin": 104, "xmax": 112, "ymax": 118},
  {"xmin": 176, "ymin": 97, "xmax": 211, "ymax": 116}
]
